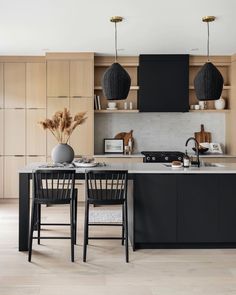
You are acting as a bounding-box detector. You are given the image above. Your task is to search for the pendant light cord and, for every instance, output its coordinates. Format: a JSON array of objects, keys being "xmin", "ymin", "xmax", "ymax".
[
  {"xmin": 114, "ymin": 22, "xmax": 118, "ymax": 62},
  {"xmin": 207, "ymin": 22, "xmax": 210, "ymax": 62}
]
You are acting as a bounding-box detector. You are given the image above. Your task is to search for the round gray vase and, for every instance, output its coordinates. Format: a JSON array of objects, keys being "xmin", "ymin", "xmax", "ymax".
[{"xmin": 51, "ymin": 143, "xmax": 75, "ymax": 164}]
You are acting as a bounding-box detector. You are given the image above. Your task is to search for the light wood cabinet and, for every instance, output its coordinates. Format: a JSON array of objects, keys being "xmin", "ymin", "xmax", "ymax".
[
  {"xmin": 47, "ymin": 97, "xmax": 69, "ymax": 155},
  {"xmin": 47, "ymin": 61, "xmax": 69, "ymax": 97},
  {"xmin": 0, "ymin": 110, "xmax": 3, "ymax": 155},
  {"xmin": 4, "ymin": 156, "xmax": 25, "ymax": 198},
  {"xmin": 4, "ymin": 109, "xmax": 25, "ymax": 155},
  {"xmin": 0, "ymin": 63, "xmax": 3, "ymax": 108},
  {"xmin": 0, "ymin": 157, "xmax": 3, "ymax": 198},
  {"xmin": 4, "ymin": 63, "xmax": 26, "ymax": 108},
  {"xmin": 26, "ymin": 109, "xmax": 46, "ymax": 155},
  {"xmin": 26, "ymin": 63, "xmax": 46, "ymax": 108},
  {"xmin": 70, "ymin": 60, "xmax": 94, "ymax": 97},
  {"xmin": 69, "ymin": 97, "xmax": 94, "ymax": 156}
]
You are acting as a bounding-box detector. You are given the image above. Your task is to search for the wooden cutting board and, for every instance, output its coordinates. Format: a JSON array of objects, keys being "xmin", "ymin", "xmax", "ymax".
[{"xmin": 194, "ymin": 124, "xmax": 211, "ymax": 143}]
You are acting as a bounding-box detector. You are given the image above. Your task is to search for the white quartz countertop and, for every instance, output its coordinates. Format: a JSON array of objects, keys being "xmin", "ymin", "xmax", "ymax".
[
  {"xmin": 19, "ymin": 162, "xmax": 236, "ymax": 174},
  {"xmin": 94, "ymin": 153, "xmax": 236, "ymax": 158},
  {"xmin": 94, "ymin": 154, "xmax": 144, "ymax": 158}
]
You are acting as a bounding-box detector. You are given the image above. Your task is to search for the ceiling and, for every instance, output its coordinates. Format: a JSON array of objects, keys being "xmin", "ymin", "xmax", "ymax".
[{"xmin": 0, "ymin": 0, "xmax": 235, "ymax": 56}]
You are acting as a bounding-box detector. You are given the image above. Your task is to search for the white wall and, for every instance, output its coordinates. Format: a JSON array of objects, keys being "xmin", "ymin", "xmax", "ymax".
[{"xmin": 94, "ymin": 113, "xmax": 226, "ymax": 154}]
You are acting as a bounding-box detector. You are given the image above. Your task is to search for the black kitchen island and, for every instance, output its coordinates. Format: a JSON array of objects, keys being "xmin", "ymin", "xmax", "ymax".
[
  {"xmin": 129, "ymin": 173, "xmax": 236, "ymax": 250},
  {"xmin": 19, "ymin": 162, "xmax": 236, "ymax": 251}
]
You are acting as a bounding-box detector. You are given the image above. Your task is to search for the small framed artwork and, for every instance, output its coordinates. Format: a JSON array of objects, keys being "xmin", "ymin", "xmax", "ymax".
[{"xmin": 104, "ymin": 139, "xmax": 124, "ymax": 154}]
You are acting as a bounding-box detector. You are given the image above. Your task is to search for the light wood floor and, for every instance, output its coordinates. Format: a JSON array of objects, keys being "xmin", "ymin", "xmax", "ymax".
[{"xmin": 1, "ymin": 200, "xmax": 236, "ymax": 295}]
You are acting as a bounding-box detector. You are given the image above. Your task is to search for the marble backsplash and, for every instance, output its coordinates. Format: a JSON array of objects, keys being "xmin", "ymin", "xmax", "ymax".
[{"xmin": 94, "ymin": 112, "xmax": 226, "ymax": 154}]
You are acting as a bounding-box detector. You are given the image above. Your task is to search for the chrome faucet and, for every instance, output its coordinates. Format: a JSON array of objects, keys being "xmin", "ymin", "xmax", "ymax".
[{"xmin": 185, "ymin": 137, "xmax": 200, "ymax": 167}]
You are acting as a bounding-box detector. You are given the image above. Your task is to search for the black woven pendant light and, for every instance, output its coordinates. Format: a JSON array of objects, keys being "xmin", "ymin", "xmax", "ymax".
[
  {"xmin": 102, "ymin": 16, "xmax": 131, "ymax": 100},
  {"xmin": 194, "ymin": 16, "xmax": 224, "ymax": 101}
]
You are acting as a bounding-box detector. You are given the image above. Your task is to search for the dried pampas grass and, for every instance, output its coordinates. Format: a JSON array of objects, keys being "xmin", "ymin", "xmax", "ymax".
[{"xmin": 39, "ymin": 108, "xmax": 87, "ymax": 143}]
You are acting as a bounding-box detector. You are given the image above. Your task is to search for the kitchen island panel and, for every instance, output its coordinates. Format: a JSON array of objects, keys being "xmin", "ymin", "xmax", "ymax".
[{"xmin": 134, "ymin": 174, "xmax": 177, "ymax": 244}]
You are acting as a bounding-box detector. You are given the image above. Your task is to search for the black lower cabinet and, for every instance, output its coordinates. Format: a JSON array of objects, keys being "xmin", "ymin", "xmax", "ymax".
[
  {"xmin": 177, "ymin": 175, "xmax": 219, "ymax": 243},
  {"xmin": 134, "ymin": 174, "xmax": 177, "ymax": 244},
  {"xmin": 131, "ymin": 173, "xmax": 236, "ymax": 249},
  {"xmin": 219, "ymin": 175, "xmax": 236, "ymax": 242}
]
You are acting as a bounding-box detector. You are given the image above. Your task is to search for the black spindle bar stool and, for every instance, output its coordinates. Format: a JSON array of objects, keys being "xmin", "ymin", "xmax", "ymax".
[
  {"xmin": 83, "ymin": 170, "xmax": 129, "ymax": 263},
  {"xmin": 28, "ymin": 169, "xmax": 77, "ymax": 262}
]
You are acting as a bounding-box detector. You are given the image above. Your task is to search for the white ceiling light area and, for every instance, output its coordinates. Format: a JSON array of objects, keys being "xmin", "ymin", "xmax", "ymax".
[{"xmin": 0, "ymin": 0, "xmax": 235, "ymax": 56}]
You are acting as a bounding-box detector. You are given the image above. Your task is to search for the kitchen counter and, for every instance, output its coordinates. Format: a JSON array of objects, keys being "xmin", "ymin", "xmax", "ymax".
[
  {"xmin": 20, "ymin": 162, "xmax": 236, "ymax": 174},
  {"xmin": 94, "ymin": 153, "xmax": 236, "ymax": 158}
]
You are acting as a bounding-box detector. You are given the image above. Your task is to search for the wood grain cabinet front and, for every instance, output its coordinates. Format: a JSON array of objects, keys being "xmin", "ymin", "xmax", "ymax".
[
  {"xmin": 4, "ymin": 63, "xmax": 26, "ymax": 108},
  {"xmin": 69, "ymin": 97, "xmax": 94, "ymax": 156},
  {"xmin": 47, "ymin": 97, "xmax": 69, "ymax": 155},
  {"xmin": 47, "ymin": 61, "xmax": 69, "ymax": 97},
  {"xmin": 4, "ymin": 156, "xmax": 25, "ymax": 198},
  {"xmin": 4, "ymin": 109, "xmax": 25, "ymax": 155},
  {"xmin": 0, "ymin": 63, "xmax": 3, "ymax": 108},
  {"xmin": 0, "ymin": 109, "xmax": 3, "ymax": 156},
  {"xmin": 0, "ymin": 157, "xmax": 3, "ymax": 198},
  {"xmin": 26, "ymin": 63, "xmax": 46, "ymax": 108},
  {"xmin": 70, "ymin": 60, "xmax": 94, "ymax": 97},
  {"xmin": 26, "ymin": 109, "xmax": 46, "ymax": 155}
]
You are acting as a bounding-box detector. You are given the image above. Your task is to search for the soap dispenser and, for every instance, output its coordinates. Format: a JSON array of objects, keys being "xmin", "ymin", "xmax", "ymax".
[{"xmin": 183, "ymin": 150, "xmax": 190, "ymax": 168}]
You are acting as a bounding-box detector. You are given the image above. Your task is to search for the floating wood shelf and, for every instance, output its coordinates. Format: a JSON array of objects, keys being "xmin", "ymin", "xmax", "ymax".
[
  {"xmin": 94, "ymin": 109, "xmax": 139, "ymax": 113},
  {"xmin": 189, "ymin": 85, "xmax": 231, "ymax": 90},
  {"xmin": 94, "ymin": 86, "xmax": 139, "ymax": 90},
  {"xmin": 95, "ymin": 63, "xmax": 139, "ymax": 67}
]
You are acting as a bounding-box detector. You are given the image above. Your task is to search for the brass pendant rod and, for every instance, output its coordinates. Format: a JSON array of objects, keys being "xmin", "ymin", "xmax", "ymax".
[
  {"xmin": 207, "ymin": 21, "xmax": 210, "ymax": 62},
  {"xmin": 115, "ymin": 21, "xmax": 118, "ymax": 62}
]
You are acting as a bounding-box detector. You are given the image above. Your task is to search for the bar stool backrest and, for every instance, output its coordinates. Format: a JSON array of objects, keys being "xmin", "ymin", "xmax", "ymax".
[
  {"xmin": 33, "ymin": 170, "xmax": 75, "ymax": 203},
  {"xmin": 85, "ymin": 170, "xmax": 128, "ymax": 202}
]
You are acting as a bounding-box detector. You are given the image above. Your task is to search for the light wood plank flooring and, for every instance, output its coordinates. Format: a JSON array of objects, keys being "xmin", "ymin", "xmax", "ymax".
[{"xmin": 1, "ymin": 199, "xmax": 236, "ymax": 295}]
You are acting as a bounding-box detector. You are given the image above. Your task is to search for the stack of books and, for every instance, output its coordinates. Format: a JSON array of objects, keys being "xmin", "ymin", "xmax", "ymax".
[{"xmin": 94, "ymin": 95, "xmax": 101, "ymax": 110}]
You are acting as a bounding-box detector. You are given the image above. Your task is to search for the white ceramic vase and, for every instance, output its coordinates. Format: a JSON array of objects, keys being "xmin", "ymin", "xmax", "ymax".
[
  {"xmin": 214, "ymin": 97, "xmax": 226, "ymax": 110},
  {"xmin": 51, "ymin": 143, "xmax": 74, "ymax": 164}
]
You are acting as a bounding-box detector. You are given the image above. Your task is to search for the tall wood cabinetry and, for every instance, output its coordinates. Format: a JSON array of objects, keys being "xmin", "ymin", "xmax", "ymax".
[
  {"xmin": 46, "ymin": 53, "xmax": 94, "ymax": 158},
  {"xmin": 0, "ymin": 57, "xmax": 46, "ymax": 198}
]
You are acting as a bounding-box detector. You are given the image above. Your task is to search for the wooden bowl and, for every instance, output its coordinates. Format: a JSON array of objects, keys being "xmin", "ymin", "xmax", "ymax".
[{"xmin": 192, "ymin": 147, "xmax": 209, "ymax": 154}]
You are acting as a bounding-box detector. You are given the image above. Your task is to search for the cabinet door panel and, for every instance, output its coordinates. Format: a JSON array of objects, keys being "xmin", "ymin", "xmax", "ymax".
[
  {"xmin": 4, "ymin": 109, "xmax": 25, "ymax": 155},
  {"xmin": 26, "ymin": 109, "xmax": 46, "ymax": 155},
  {"xmin": 4, "ymin": 156, "xmax": 25, "ymax": 198},
  {"xmin": 47, "ymin": 98, "xmax": 69, "ymax": 155},
  {"xmin": 5, "ymin": 63, "xmax": 26, "ymax": 108},
  {"xmin": 0, "ymin": 110, "xmax": 3, "ymax": 155},
  {"xmin": 0, "ymin": 157, "xmax": 3, "ymax": 198},
  {"xmin": 70, "ymin": 60, "xmax": 93, "ymax": 97},
  {"xmin": 178, "ymin": 175, "xmax": 219, "ymax": 243},
  {"xmin": 0, "ymin": 63, "xmax": 3, "ymax": 108},
  {"xmin": 26, "ymin": 63, "xmax": 46, "ymax": 108},
  {"xmin": 134, "ymin": 174, "xmax": 177, "ymax": 243},
  {"xmin": 47, "ymin": 61, "xmax": 69, "ymax": 97},
  {"xmin": 69, "ymin": 97, "xmax": 94, "ymax": 156},
  {"xmin": 219, "ymin": 175, "xmax": 236, "ymax": 242}
]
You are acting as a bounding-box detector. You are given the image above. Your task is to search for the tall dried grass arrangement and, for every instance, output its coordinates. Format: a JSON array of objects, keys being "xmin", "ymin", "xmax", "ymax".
[{"xmin": 39, "ymin": 108, "xmax": 87, "ymax": 144}]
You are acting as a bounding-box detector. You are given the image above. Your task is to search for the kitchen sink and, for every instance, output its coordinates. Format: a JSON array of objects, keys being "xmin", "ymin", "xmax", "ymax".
[
  {"xmin": 203, "ymin": 162, "xmax": 225, "ymax": 168},
  {"xmin": 162, "ymin": 162, "xmax": 225, "ymax": 168}
]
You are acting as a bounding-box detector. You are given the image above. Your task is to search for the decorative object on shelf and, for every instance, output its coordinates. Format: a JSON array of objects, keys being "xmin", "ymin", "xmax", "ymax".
[
  {"xmin": 214, "ymin": 96, "xmax": 226, "ymax": 110},
  {"xmin": 102, "ymin": 16, "xmax": 131, "ymax": 100},
  {"xmin": 94, "ymin": 94, "xmax": 101, "ymax": 110},
  {"xmin": 194, "ymin": 16, "xmax": 224, "ymax": 101},
  {"xmin": 39, "ymin": 108, "xmax": 87, "ymax": 163},
  {"xmin": 198, "ymin": 101, "xmax": 207, "ymax": 110},
  {"xmin": 104, "ymin": 138, "xmax": 124, "ymax": 154}
]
